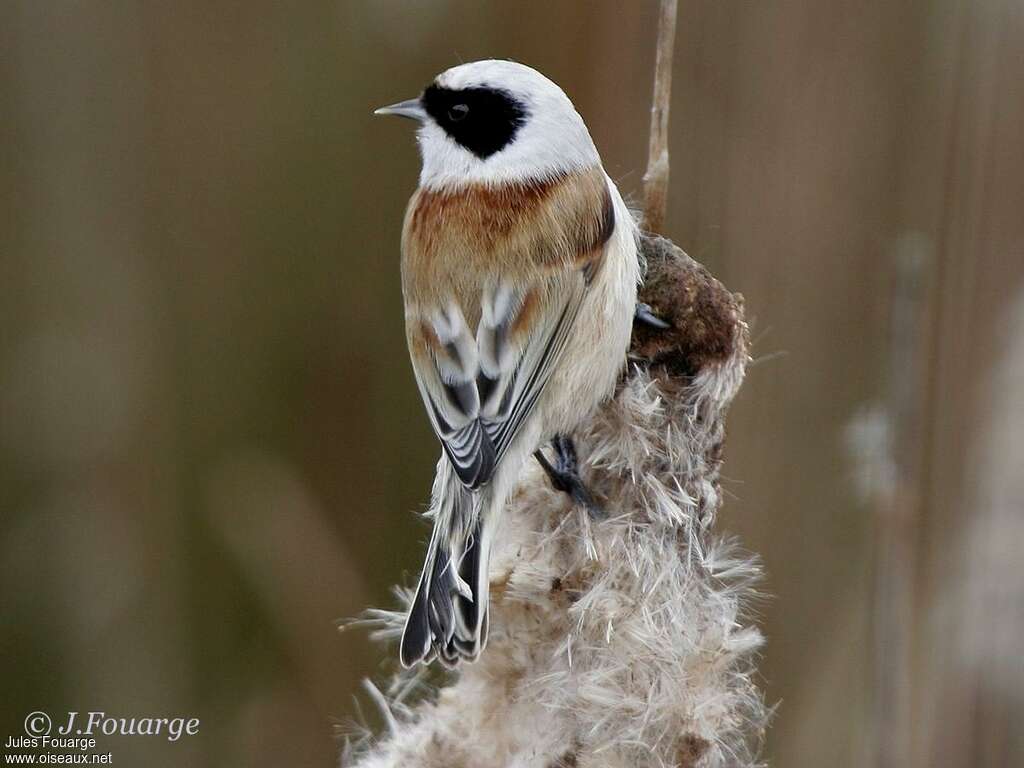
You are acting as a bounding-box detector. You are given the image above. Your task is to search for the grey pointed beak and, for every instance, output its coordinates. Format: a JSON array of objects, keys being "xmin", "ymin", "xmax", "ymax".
[{"xmin": 374, "ymin": 98, "xmax": 427, "ymax": 122}]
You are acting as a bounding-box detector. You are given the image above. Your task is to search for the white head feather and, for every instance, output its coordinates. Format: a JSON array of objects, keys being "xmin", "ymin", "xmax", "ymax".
[{"xmin": 414, "ymin": 60, "xmax": 601, "ymax": 190}]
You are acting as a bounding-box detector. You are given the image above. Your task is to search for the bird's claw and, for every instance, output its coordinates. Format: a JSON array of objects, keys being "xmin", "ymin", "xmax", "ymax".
[
  {"xmin": 534, "ymin": 435, "xmax": 604, "ymax": 518},
  {"xmin": 634, "ymin": 302, "xmax": 671, "ymax": 330}
]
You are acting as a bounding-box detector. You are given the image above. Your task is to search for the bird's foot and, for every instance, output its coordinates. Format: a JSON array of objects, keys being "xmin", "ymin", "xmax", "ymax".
[
  {"xmin": 534, "ymin": 435, "xmax": 603, "ymax": 518},
  {"xmin": 634, "ymin": 301, "xmax": 671, "ymax": 330}
]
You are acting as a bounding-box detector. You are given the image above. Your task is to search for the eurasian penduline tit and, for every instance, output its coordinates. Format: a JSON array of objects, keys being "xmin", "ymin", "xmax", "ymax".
[{"xmin": 376, "ymin": 60, "xmax": 641, "ymax": 667}]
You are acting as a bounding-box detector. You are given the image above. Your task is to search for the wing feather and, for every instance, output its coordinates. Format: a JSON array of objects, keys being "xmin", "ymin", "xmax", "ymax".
[{"xmin": 412, "ymin": 271, "xmax": 590, "ymax": 490}]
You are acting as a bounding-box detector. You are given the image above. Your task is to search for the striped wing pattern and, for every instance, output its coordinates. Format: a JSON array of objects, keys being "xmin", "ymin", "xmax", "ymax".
[{"xmin": 413, "ymin": 274, "xmax": 588, "ymax": 491}]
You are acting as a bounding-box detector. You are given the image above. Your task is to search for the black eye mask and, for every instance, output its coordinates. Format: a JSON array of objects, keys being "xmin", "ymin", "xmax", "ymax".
[{"xmin": 421, "ymin": 84, "xmax": 529, "ymax": 159}]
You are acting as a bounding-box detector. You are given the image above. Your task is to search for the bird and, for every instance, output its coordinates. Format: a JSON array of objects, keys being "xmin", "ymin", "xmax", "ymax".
[{"xmin": 376, "ymin": 59, "xmax": 642, "ymax": 667}]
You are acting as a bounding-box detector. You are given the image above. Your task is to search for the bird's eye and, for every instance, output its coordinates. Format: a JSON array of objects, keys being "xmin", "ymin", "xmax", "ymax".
[{"xmin": 448, "ymin": 103, "xmax": 469, "ymax": 122}]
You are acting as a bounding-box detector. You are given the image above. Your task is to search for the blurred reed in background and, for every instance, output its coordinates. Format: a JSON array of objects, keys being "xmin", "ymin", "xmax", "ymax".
[{"xmin": 1, "ymin": 2, "xmax": 1022, "ymax": 767}]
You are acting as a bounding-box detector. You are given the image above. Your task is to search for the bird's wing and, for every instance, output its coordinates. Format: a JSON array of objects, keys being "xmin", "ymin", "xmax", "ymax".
[{"xmin": 410, "ymin": 267, "xmax": 594, "ymax": 490}]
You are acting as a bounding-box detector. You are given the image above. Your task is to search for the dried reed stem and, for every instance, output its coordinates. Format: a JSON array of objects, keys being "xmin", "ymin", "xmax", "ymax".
[{"xmin": 641, "ymin": 0, "xmax": 679, "ymax": 235}]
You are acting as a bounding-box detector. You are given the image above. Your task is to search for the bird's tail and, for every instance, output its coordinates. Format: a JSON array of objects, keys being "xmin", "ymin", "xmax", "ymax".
[{"xmin": 400, "ymin": 462, "xmax": 493, "ymax": 668}]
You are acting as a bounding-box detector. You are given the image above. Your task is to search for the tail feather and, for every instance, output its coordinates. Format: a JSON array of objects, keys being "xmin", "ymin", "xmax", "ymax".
[
  {"xmin": 426, "ymin": 553, "xmax": 456, "ymax": 644},
  {"xmin": 400, "ymin": 487, "xmax": 492, "ymax": 668},
  {"xmin": 399, "ymin": 524, "xmax": 438, "ymax": 667},
  {"xmin": 452, "ymin": 523, "xmax": 491, "ymax": 655}
]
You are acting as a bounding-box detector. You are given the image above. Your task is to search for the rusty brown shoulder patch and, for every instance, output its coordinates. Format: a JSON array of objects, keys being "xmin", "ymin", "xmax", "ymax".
[
  {"xmin": 408, "ymin": 172, "xmax": 568, "ymax": 244},
  {"xmin": 404, "ymin": 167, "xmax": 612, "ymax": 277}
]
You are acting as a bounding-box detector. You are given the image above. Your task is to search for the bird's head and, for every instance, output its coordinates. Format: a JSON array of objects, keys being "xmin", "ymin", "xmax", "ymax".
[{"xmin": 376, "ymin": 60, "xmax": 600, "ymax": 189}]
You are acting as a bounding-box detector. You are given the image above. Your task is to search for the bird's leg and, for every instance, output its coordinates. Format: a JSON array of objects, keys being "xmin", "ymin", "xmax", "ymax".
[
  {"xmin": 534, "ymin": 435, "xmax": 603, "ymax": 517},
  {"xmin": 634, "ymin": 301, "xmax": 671, "ymax": 330}
]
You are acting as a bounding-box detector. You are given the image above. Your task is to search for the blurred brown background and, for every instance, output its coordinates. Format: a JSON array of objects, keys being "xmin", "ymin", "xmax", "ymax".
[{"xmin": 2, "ymin": 2, "xmax": 1022, "ymax": 766}]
